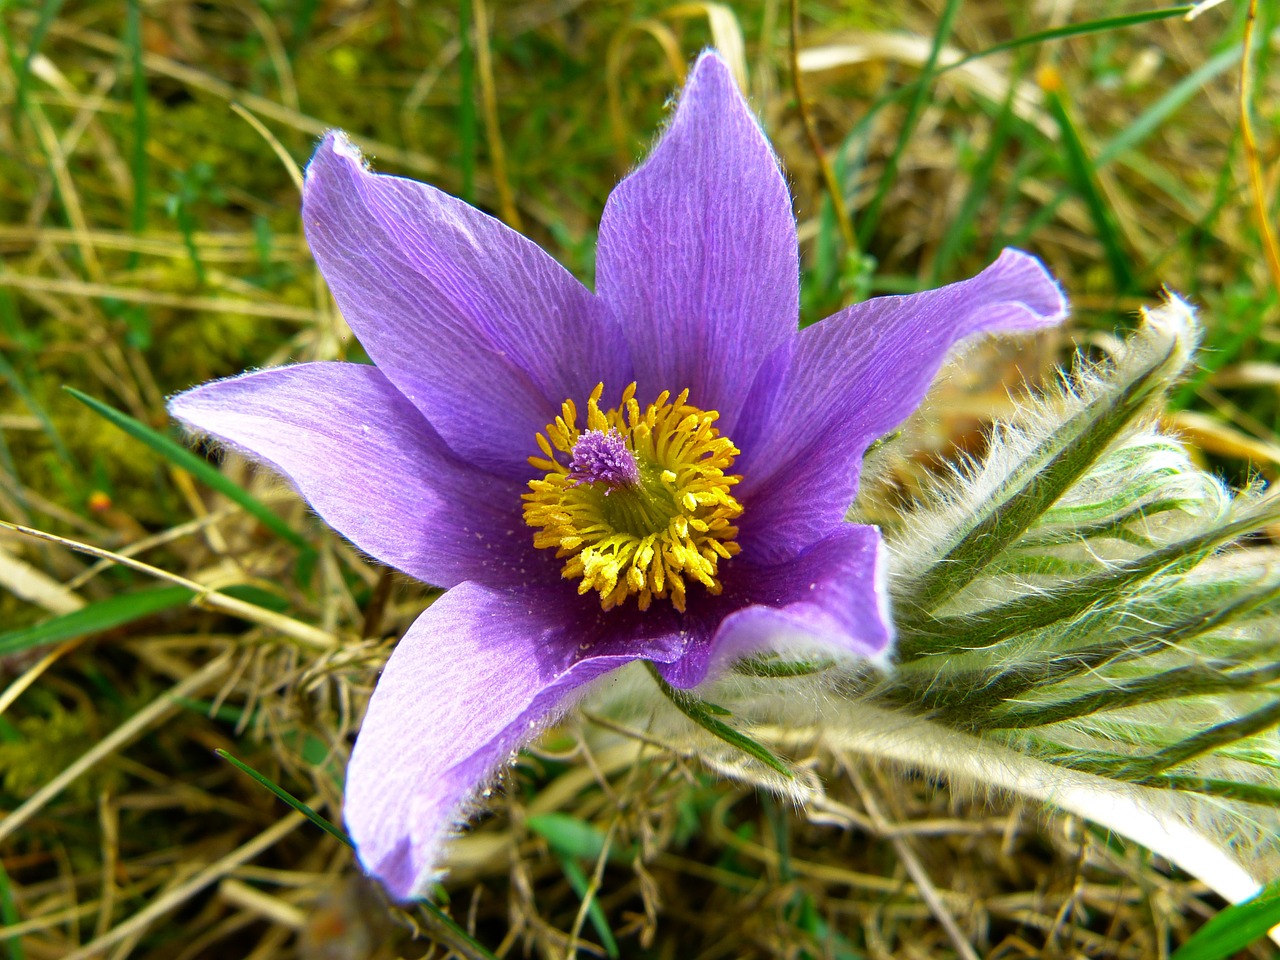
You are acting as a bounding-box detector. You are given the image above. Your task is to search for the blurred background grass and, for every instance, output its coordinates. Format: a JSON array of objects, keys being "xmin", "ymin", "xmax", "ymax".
[{"xmin": 0, "ymin": 0, "xmax": 1277, "ymax": 957}]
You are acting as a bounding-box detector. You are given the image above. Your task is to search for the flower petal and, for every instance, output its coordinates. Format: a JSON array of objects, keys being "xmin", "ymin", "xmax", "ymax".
[
  {"xmin": 659, "ymin": 524, "xmax": 892, "ymax": 688},
  {"xmin": 737, "ymin": 249, "xmax": 1067, "ymax": 562},
  {"xmin": 345, "ymin": 580, "xmax": 688, "ymax": 900},
  {"xmin": 168, "ymin": 362, "xmax": 534, "ymax": 589},
  {"xmin": 303, "ymin": 133, "xmax": 630, "ymax": 477},
  {"xmin": 595, "ymin": 51, "xmax": 798, "ymax": 430}
]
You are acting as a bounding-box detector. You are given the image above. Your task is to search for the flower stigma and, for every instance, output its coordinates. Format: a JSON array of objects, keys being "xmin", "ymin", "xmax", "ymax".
[{"xmin": 524, "ymin": 382, "xmax": 743, "ymax": 613}]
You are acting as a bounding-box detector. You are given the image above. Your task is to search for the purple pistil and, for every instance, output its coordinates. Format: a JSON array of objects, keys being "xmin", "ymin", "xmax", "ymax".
[{"xmin": 568, "ymin": 429, "xmax": 641, "ymax": 490}]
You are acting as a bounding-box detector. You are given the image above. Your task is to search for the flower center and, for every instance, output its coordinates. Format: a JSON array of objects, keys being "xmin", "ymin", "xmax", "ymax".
[{"xmin": 523, "ymin": 382, "xmax": 743, "ymax": 613}]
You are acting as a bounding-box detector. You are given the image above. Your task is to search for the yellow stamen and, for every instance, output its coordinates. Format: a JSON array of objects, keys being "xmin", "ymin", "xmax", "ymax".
[{"xmin": 523, "ymin": 382, "xmax": 743, "ymax": 613}]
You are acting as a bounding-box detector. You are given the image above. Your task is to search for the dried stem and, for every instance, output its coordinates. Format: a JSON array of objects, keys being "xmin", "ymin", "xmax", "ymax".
[
  {"xmin": 1239, "ymin": 0, "xmax": 1280, "ymax": 299},
  {"xmin": 789, "ymin": 0, "xmax": 856, "ymax": 253}
]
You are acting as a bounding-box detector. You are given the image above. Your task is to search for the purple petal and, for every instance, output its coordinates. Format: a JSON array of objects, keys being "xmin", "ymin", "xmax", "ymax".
[
  {"xmin": 168, "ymin": 362, "xmax": 536, "ymax": 589},
  {"xmin": 345, "ymin": 580, "xmax": 688, "ymax": 900},
  {"xmin": 303, "ymin": 133, "xmax": 630, "ymax": 478},
  {"xmin": 737, "ymin": 250, "xmax": 1067, "ymax": 563},
  {"xmin": 595, "ymin": 51, "xmax": 798, "ymax": 430},
  {"xmin": 660, "ymin": 524, "xmax": 892, "ymax": 688}
]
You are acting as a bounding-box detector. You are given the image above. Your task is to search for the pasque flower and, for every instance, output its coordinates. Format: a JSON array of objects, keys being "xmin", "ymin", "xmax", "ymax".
[{"xmin": 170, "ymin": 52, "xmax": 1066, "ymax": 900}]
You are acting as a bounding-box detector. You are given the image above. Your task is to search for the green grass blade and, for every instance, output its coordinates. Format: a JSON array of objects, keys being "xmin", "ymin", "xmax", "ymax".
[
  {"xmin": 0, "ymin": 858, "xmax": 25, "ymax": 960},
  {"xmin": 287, "ymin": 0, "xmax": 321, "ymax": 56},
  {"xmin": 1095, "ymin": 45, "xmax": 1242, "ymax": 167},
  {"xmin": 0, "ymin": 583, "xmax": 291, "ymax": 657},
  {"xmin": 1010, "ymin": 45, "xmax": 1242, "ymax": 251},
  {"xmin": 835, "ymin": 8, "xmax": 1192, "ymax": 255},
  {"xmin": 120, "ymin": 0, "xmax": 151, "ymax": 346},
  {"xmin": 1042, "ymin": 83, "xmax": 1134, "ymax": 292},
  {"xmin": 10, "ymin": 0, "xmax": 65, "ymax": 138},
  {"xmin": 0, "ymin": 345, "xmax": 79, "ymax": 483},
  {"xmin": 931, "ymin": 75, "xmax": 1019, "ymax": 283},
  {"xmin": 411, "ymin": 905, "xmax": 501, "ymax": 960},
  {"xmin": 63, "ymin": 387, "xmax": 314, "ymax": 558},
  {"xmin": 946, "ymin": 7, "xmax": 1194, "ymax": 74},
  {"xmin": 1170, "ymin": 879, "xmax": 1280, "ymax": 960},
  {"xmin": 215, "ymin": 748, "xmax": 352, "ymax": 847},
  {"xmin": 856, "ymin": 0, "xmax": 964, "ymax": 249},
  {"xmin": 527, "ymin": 813, "xmax": 612, "ymax": 862},
  {"xmin": 0, "ymin": 585, "xmax": 192, "ymax": 656},
  {"xmin": 529, "ymin": 816, "xmax": 622, "ymax": 956}
]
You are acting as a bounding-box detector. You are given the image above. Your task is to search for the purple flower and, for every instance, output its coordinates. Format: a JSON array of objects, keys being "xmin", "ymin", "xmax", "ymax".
[{"xmin": 169, "ymin": 52, "xmax": 1066, "ymax": 900}]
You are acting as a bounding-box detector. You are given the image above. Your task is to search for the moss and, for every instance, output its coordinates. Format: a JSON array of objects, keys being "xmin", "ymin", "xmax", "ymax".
[{"xmin": 0, "ymin": 708, "xmax": 124, "ymax": 804}]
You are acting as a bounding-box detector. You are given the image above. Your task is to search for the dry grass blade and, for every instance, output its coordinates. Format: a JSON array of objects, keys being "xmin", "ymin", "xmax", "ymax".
[
  {"xmin": 0, "ymin": 637, "xmax": 84, "ymax": 718},
  {"xmin": 229, "ymin": 102, "xmax": 304, "ymax": 192},
  {"xmin": 0, "ymin": 272, "xmax": 319, "ymax": 321},
  {"xmin": 3, "ymin": 2, "xmax": 1276, "ymax": 955},
  {"xmin": 789, "ymin": 0, "xmax": 855, "ymax": 252},
  {"xmin": 0, "ymin": 541, "xmax": 84, "ymax": 613},
  {"xmin": 40, "ymin": 16, "xmax": 446, "ymax": 180},
  {"xmin": 665, "ymin": 3, "xmax": 748, "ymax": 88},
  {"xmin": 848, "ymin": 765, "xmax": 981, "ymax": 960},
  {"xmin": 1239, "ymin": 0, "xmax": 1280, "ymax": 300},
  {"xmin": 0, "ymin": 651, "xmax": 233, "ymax": 847},
  {"xmin": 58, "ymin": 809, "xmax": 307, "ymax": 960},
  {"xmin": 472, "ymin": 0, "xmax": 521, "ymax": 231},
  {"xmin": 2, "ymin": 522, "xmax": 338, "ymax": 649}
]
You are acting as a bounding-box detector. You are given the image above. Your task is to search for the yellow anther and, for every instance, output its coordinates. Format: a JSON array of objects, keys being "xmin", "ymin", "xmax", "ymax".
[{"xmin": 522, "ymin": 382, "xmax": 743, "ymax": 613}]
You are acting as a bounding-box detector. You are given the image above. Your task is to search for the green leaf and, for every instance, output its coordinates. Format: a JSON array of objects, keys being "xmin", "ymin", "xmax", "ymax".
[
  {"xmin": 900, "ymin": 501, "xmax": 1280, "ymax": 663},
  {"xmin": 0, "ymin": 859, "xmax": 24, "ymax": 960},
  {"xmin": 555, "ymin": 853, "xmax": 620, "ymax": 959},
  {"xmin": 914, "ymin": 580, "xmax": 1280, "ymax": 725},
  {"xmin": 1170, "ymin": 879, "xmax": 1280, "ymax": 960},
  {"xmin": 734, "ymin": 655, "xmax": 836, "ymax": 679},
  {"xmin": 900, "ymin": 330, "xmax": 1181, "ymax": 623},
  {"xmin": 528, "ymin": 812, "xmax": 616, "ymax": 863},
  {"xmin": 1123, "ymin": 698, "xmax": 1280, "ymax": 778},
  {"xmin": 0, "ymin": 583, "xmax": 293, "ymax": 657},
  {"xmin": 645, "ymin": 662, "xmax": 794, "ymax": 779},
  {"xmin": 991, "ymin": 655, "xmax": 1280, "ymax": 731},
  {"xmin": 0, "ymin": 585, "xmax": 191, "ymax": 656},
  {"xmin": 1136, "ymin": 775, "xmax": 1280, "ymax": 809},
  {"xmin": 63, "ymin": 387, "xmax": 314, "ymax": 558}
]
